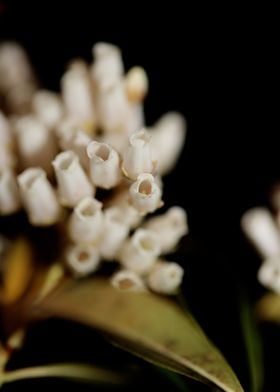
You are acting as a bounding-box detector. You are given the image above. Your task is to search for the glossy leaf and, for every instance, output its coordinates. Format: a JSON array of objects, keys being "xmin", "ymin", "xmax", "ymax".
[
  {"xmin": 1, "ymin": 362, "xmax": 128, "ymax": 386},
  {"xmin": 38, "ymin": 278, "xmax": 243, "ymax": 392}
]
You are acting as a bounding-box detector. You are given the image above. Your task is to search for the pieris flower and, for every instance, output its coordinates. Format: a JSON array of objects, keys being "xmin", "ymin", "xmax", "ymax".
[
  {"xmin": 87, "ymin": 141, "xmax": 121, "ymax": 189},
  {"xmin": 65, "ymin": 243, "xmax": 100, "ymax": 278},
  {"xmin": 129, "ymin": 173, "xmax": 163, "ymax": 215},
  {"xmin": 122, "ymin": 129, "xmax": 154, "ymax": 180},
  {"xmin": 147, "ymin": 260, "xmax": 184, "ymax": 294},
  {"xmin": 111, "ymin": 269, "xmax": 146, "ymax": 292},
  {"xmin": 18, "ymin": 167, "xmax": 61, "ymax": 226},
  {"xmin": 68, "ymin": 196, "xmax": 103, "ymax": 244},
  {"xmin": 118, "ymin": 228, "xmax": 160, "ymax": 275},
  {"xmin": 52, "ymin": 151, "xmax": 94, "ymax": 207}
]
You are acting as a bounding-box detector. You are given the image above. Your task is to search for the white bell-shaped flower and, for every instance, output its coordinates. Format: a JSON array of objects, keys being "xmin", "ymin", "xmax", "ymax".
[
  {"xmin": 147, "ymin": 260, "xmax": 184, "ymax": 295},
  {"xmin": 52, "ymin": 150, "xmax": 94, "ymax": 207},
  {"xmin": 99, "ymin": 206, "xmax": 130, "ymax": 260},
  {"xmin": 129, "ymin": 173, "xmax": 163, "ymax": 215},
  {"xmin": 65, "ymin": 243, "xmax": 100, "ymax": 278},
  {"xmin": 87, "ymin": 141, "xmax": 121, "ymax": 189},
  {"xmin": 68, "ymin": 196, "xmax": 103, "ymax": 244},
  {"xmin": 122, "ymin": 129, "xmax": 154, "ymax": 180},
  {"xmin": 144, "ymin": 206, "xmax": 188, "ymax": 253},
  {"xmin": 18, "ymin": 167, "xmax": 61, "ymax": 226},
  {"xmin": 118, "ymin": 228, "xmax": 160, "ymax": 275},
  {"xmin": 111, "ymin": 269, "xmax": 146, "ymax": 292}
]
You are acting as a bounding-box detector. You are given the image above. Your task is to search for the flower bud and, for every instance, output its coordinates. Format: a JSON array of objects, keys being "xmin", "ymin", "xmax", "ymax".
[
  {"xmin": 61, "ymin": 60, "xmax": 96, "ymax": 131},
  {"xmin": 241, "ymin": 208, "xmax": 280, "ymax": 259},
  {"xmin": 52, "ymin": 151, "xmax": 94, "ymax": 207},
  {"xmin": 18, "ymin": 168, "xmax": 61, "ymax": 226},
  {"xmin": 125, "ymin": 66, "xmax": 148, "ymax": 103},
  {"xmin": 0, "ymin": 42, "xmax": 35, "ymax": 92},
  {"xmin": 96, "ymin": 82, "xmax": 129, "ymax": 134},
  {"xmin": 14, "ymin": 115, "xmax": 57, "ymax": 174},
  {"xmin": 92, "ymin": 42, "xmax": 124, "ymax": 89},
  {"xmin": 152, "ymin": 112, "xmax": 186, "ymax": 175},
  {"xmin": 32, "ymin": 90, "xmax": 64, "ymax": 128}
]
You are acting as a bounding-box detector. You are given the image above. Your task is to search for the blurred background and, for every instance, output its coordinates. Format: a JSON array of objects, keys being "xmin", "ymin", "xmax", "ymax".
[{"xmin": 0, "ymin": 2, "xmax": 278, "ymax": 391}]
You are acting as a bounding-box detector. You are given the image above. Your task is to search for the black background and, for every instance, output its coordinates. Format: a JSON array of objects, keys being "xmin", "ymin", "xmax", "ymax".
[{"xmin": 0, "ymin": 2, "xmax": 279, "ymax": 391}]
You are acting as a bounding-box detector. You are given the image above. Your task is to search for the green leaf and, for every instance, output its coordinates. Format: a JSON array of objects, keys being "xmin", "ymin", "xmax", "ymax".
[
  {"xmin": 155, "ymin": 367, "xmax": 191, "ymax": 391},
  {"xmin": 239, "ymin": 295, "xmax": 263, "ymax": 392},
  {"xmin": 256, "ymin": 293, "xmax": 280, "ymax": 323},
  {"xmin": 1, "ymin": 362, "xmax": 129, "ymax": 386},
  {"xmin": 38, "ymin": 278, "xmax": 243, "ymax": 392}
]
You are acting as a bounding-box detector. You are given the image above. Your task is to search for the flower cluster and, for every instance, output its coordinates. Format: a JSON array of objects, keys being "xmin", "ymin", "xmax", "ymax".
[{"xmin": 0, "ymin": 42, "xmax": 188, "ymax": 295}]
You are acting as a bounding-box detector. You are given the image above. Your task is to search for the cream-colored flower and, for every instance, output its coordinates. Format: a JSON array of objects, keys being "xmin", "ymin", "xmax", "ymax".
[
  {"xmin": 14, "ymin": 115, "xmax": 57, "ymax": 174},
  {"xmin": 125, "ymin": 66, "xmax": 148, "ymax": 103},
  {"xmin": 0, "ymin": 43, "xmax": 36, "ymax": 115},
  {"xmin": 92, "ymin": 42, "xmax": 124, "ymax": 89},
  {"xmin": 111, "ymin": 269, "xmax": 146, "ymax": 292},
  {"xmin": 32, "ymin": 90, "xmax": 64, "ymax": 129},
  {"xmin": 61, "ymin": 60, "xmax": 96, "ymax": 131},
  {"xmin": 122, "ymin": 129, "xmax": 154, "ymax": 180},
  {"xmin": 118, "ymin": 228, "xmax": 160, "ymax": 275},
  {"xmin": 129, "ymin": 173, "xmax": 163, "ymax": 215},
  {"xmin": 99, "ymin": 206, "xmax": 130, "ymax": 260},
  {"xmin": 65, "ymin": 243, "xmax": 100, "ymax": 278},
  {"xmin": 17, "ymin": 167, "xmax": 61, "ymax": 226},
  {"xmin": 0, "ymin": 42, "xmax": 35, "ymax": 93},
  {"xmin": 144, "ymin": 206, "xmax": 188, "ymax": 254},
  {"xmin": 241, "ymin": 208, "xmax": 280, "ymax": 259},
  {"xmin": 96, "ymin": 82, "xmax": 129, "ymax": 134},
  {"xmin": 147, "ymin": 260, "xmax": 184, "ymax": 295},
  {"xmin": 0, "ymin": 168, "xmax": 21, "ymax": 215},
  {"xmin": 152, "ymin": 112, "xmax": 186, "ymax": 175},
  {"xmin": 52, "ymin": 151, "xmax": 94, "ymax": 207},
  {"xmin": 87, "ymin": 141, "xmax": 121, "ymax": 189},
  {"xmin": 68, "ymin": 196, "xmax": 103, "ymax": 244}
]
